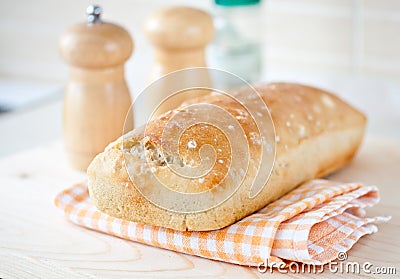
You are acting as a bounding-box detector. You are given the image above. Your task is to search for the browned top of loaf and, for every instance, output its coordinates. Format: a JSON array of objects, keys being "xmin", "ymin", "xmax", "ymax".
[
  {"xmin": 256, "ymin": 83, "xmax": 366, "ymax": 149},
  {"xmin": 109, "ymin": 82, "xmax": 366, "ymax": 193}
]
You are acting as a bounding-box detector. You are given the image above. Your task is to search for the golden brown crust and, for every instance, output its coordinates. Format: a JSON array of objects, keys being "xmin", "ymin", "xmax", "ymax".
[{"xmin": 87, "ymin": 82, "xmax": 366, "ymax": 231}]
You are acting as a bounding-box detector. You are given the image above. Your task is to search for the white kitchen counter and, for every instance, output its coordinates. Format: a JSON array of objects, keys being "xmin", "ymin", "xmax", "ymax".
[{"xmin": 0, "ymin": 74, "xmax": 399, "ymax": 278}]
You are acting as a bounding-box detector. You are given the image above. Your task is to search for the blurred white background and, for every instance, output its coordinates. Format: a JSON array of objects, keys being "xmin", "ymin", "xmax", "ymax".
[{"xmin": 0, "ymin": 0, "xmax": 399, "ymax": 157}]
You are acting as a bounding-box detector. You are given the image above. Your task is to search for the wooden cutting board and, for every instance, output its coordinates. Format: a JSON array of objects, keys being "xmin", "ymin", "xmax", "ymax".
[{"xmin": 0, "ymin": 136, "xmax": 398, "ymax": 278}]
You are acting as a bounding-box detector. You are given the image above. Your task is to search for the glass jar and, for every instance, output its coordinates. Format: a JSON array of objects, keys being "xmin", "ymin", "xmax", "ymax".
[{"xmin": 208, "ymin": 0, "xmax": 264, "ymax": 87}]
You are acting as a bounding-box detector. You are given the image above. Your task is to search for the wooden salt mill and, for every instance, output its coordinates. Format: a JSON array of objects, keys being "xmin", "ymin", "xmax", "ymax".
[
  {"xmin": 142, "ymin": 7, "xmax": 215, "ymax": 118},
  {"xmin": 59, "ymin": 5, "xmax": 134, "ymax": 171},
  {"xmin": 145, "ymin": 6, "xmax": 215, "ymax": 80}
]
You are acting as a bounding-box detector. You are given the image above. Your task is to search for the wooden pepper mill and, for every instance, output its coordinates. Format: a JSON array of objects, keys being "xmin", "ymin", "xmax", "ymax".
[
  {"xmin": 59, "ymin": 5, "xmax": 134, "ymax": 171},
  {"xmin": 145, "ymin": 6, "xmax": 214, "ymax": 80}
]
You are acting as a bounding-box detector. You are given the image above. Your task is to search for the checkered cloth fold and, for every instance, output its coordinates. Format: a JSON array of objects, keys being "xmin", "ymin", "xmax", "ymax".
[{"xmin": 54, "ymin": 179, "xmax": 390, "ymax": 266}]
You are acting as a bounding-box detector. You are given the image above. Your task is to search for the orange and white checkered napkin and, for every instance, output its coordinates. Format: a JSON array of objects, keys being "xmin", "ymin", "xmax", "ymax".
[{"xmin": 54, "ymin": 179, "xmax": 390, "ymax": 267}]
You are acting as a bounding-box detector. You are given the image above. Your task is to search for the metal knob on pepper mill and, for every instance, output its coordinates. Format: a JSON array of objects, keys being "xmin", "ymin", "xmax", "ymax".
[{"xmin": 59, "ymin": 5, "xmax": 134, "ymax": 171}]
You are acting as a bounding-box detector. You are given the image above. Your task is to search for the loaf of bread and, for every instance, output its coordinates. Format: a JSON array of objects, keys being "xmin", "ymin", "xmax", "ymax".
[{"xmin": 87, "ymin": 83, "xmax": 366, "ymax": 231}]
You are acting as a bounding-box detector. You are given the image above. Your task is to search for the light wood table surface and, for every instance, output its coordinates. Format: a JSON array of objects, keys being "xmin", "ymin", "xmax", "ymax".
[{"xmin": 0, "ymin": 136, "xmax": 399, "ymax": 278}]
